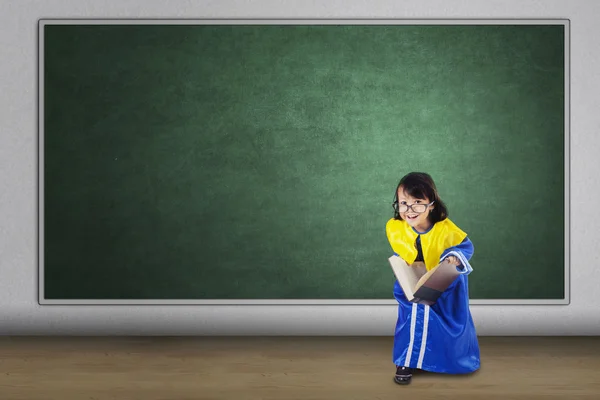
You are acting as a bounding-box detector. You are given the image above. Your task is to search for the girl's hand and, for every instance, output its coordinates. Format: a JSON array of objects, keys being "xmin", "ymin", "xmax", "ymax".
[{"xmin": 444, "ymin": 256, "xmax": 461, "ymax": 266}]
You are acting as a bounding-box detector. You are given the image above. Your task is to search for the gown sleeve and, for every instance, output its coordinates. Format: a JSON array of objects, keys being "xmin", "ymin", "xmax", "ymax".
[{"xmin": 440, "ymin": 237, "xmax": 474, "ymax": 275}]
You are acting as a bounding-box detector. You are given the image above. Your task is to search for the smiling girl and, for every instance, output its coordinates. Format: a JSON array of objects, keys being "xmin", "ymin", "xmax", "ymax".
[{"xmin": 386, "ymin": 172, "xmax": 480, "ymax": 385}]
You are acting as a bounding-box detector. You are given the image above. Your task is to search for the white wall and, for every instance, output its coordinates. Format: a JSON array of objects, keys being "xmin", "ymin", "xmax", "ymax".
[{"xmin": 1, "ymin": 0, "xmax": 598, "ymax": 336}]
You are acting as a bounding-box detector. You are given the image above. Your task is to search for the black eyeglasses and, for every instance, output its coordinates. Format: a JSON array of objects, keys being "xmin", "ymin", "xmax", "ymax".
[{"xmin": 393, "ymin": 201, "xmax": 435, "ymax": 213}]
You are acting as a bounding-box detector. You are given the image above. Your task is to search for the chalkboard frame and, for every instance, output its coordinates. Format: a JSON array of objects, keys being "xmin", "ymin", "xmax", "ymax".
[{"xmin": 37, "ymin": 18, "xmax": 570, "ymax": 306}]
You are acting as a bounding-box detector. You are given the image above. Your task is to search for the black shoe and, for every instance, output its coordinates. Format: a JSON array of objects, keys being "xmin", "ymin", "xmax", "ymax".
[{"xmin": 394, "ymin": 366, "xmax": 412, "ymax": 385}]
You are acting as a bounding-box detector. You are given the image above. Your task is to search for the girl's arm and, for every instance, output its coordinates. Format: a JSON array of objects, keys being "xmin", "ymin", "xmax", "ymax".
[{"xmin": 440, "ymin": 237, "xmax": 474, "ymax": 275}]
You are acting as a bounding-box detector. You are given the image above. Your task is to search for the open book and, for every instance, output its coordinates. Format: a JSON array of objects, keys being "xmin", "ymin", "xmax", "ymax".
[{"xmin": 388, "ymin": 255, "xmax": 462, "ymax": 306}]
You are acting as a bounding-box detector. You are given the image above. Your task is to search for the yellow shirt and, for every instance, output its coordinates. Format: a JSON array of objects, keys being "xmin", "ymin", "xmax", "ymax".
[{"xmin": 386, "ymin": 218, "xmax": 467, "ymax": 271}]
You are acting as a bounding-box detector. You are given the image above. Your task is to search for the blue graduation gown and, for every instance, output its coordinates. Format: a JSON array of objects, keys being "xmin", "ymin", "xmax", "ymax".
[{"xmin": 392, "ymin": 237, "xmax": 481, "ymax": 374}]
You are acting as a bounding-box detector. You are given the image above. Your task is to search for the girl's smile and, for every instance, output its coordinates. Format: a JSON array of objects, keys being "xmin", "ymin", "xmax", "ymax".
[{"xmin": 397, "ymin": 187, "xmax": 435, "ymax": 232}]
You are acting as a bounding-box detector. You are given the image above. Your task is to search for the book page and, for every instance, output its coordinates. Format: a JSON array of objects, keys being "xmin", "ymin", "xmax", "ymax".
[
  {"xmin": 388, "ymin": 256, "xmax": 422, "ymax": 298},
  {"xmin": 410, "ymin": 261, "xmax": 428, "ymax": 277},
  {"xmin": 415, "ymin": 261, "xmax": 445, "ymax": 290},
  {"xmin": 415, "ymin": 260, "xmax": 460, "ymax": 291}
]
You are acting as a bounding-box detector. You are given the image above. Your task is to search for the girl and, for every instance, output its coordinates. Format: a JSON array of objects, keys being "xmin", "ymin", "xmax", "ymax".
[{"xmin": 386, "ymin": 172, "xmax": 480, "ymax": 385}]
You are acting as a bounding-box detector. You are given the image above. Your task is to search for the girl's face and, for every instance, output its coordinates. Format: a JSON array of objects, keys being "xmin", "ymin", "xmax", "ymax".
[{"xmin": 397, "ymin": 186, "xmax": 435, "ymax": 232}]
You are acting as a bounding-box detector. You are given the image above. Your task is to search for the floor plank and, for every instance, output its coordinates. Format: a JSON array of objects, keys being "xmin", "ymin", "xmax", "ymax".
[{"xmin": 0, "ymin": 337, "xmax": 599, "ymax": 400}]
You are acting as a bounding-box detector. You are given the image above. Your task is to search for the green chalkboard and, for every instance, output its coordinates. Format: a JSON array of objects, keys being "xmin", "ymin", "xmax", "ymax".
[{"xmin": 41, "ymin": 23, "xmax": 567, "ymax": 302}]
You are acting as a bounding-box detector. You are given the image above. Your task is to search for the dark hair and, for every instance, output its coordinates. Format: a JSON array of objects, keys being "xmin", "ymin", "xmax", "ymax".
[{"xmin": 392, "ymin": 172, "xmax": 448, "ymax": 223}]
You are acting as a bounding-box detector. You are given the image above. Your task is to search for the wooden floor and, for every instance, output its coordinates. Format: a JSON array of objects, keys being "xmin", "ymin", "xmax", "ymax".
[{"xmin": 0, "ymin": 336, "xmax": 599, "ymax": 400}]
